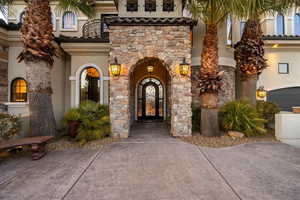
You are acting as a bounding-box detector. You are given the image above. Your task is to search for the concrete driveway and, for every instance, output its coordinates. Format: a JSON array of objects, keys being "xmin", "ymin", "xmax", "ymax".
[{"xmin": 1, "ymin": 123, "xmax": 300, "ymax": 200}]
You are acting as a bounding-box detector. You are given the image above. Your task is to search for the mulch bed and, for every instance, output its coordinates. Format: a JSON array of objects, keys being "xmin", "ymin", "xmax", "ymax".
[
  {"xmin": 180, "ymin": 131, "xmax": 279, "ymax": 148},
  {"xmin": 48, "ymin": 136, "xmax": 121, "ymax": 151}
]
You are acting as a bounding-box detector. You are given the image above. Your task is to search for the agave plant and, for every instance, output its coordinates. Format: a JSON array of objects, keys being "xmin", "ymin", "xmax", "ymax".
[{"xmin": 219, "ymin": 100, "xmax": 267, "ymax": 137}]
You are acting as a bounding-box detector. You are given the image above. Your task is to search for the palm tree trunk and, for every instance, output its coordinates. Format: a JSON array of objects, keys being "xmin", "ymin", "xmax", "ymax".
[
  {"xmin": 235, "ymin": 18, "xmax": 267, "ymax": 106},
  {"xmin": 26, "ymin": 61, "xmax": 57, "ymax": 136},
  {"xmin": 200, "ymin": 24, "xmax": 220, "ymax": 137},
  {"xmin": 18, "ymin": 0, "xmax": 58, "ymax": 136}
]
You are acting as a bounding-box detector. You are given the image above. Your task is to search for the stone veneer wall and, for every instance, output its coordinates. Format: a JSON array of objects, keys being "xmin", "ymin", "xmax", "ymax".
[
  {"xmin": 191, "ymin": 65, "xmax": 236, "ymax": 108},
  {"xmin": 0, "ymin": 60, "xmax": 8, "ymax": 102},
  {"xmin": 109, "ymin": 25, "xmax": 192, "ymax": 138}
]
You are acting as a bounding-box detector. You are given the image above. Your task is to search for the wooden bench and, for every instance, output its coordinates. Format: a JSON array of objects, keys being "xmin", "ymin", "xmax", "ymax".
[{"xmin": 0, "ymin": 136, "xmax": 53, "ymax": 160}]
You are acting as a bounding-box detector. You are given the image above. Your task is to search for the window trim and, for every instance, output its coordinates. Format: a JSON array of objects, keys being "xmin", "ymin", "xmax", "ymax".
[
  {"xmin": 10, "ymin": 77, "xmax": 28, "ymax": 103},
  {"xmin": 61, "ymin": 11, "xmax": 78, "ymax": 32},
  {"xmin": 278, "ymin": 63, "xmax": 289, "ymax": 74}
]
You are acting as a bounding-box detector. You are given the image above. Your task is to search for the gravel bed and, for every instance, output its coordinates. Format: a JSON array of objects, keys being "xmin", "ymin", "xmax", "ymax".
[{"xmin": 180, "ymin": 132, "xmax": 279, "ymax": 148}]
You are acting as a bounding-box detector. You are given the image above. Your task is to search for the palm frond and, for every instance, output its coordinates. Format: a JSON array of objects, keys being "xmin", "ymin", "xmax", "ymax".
[
  {"xmin": 231, "ymin": 0, "xmax": 295, "ymax": 20},
  {"xmin": 57, "ymin": 0, "xmax": 96, "ymax": 18},
  {"xmin": 187, "ymin": 0, "xmax": 232, "ymax": 25}
]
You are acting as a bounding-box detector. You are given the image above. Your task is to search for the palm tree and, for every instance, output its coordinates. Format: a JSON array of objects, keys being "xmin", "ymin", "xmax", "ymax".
[
  {"xmin": 187, "ymin": 0, "xmax": 232, "ymax": 137},
  {"xmin": 0, "ymin": 0, "xmax": 95, "ymax": 136},
  {"xmin": 233, "ymin": 0, "xmax": 294, "ymax": 105}
]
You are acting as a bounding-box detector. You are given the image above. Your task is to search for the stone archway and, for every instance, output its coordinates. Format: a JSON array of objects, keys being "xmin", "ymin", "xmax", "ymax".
[
  {"xmin": 129, "ymin": 57, "xmax": 170, "ymax": 122},
  {"xmin": 109, "ymin": 25, "xmax": 193, "ymax": 138}
]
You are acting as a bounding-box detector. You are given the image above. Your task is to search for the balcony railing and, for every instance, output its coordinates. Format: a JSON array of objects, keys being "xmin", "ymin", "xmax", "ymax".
[{"xmin": 82, "ymin": 19, "xmax": 108, "ymax": 39}]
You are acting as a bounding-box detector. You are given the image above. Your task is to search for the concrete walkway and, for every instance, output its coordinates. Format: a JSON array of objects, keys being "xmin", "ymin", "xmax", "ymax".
[{"xmin": 1, "ymin": 122, "xmax": 300, "ymax": 200}]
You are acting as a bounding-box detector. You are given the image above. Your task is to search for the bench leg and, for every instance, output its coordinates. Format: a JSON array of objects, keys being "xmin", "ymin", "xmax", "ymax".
[{"xmin": 31, "ymin": 143, "xmax": 47, "ymax": 160}]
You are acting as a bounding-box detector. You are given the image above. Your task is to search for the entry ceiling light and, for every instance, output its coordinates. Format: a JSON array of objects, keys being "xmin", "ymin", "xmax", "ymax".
[
  {"xmin": 147, "ymin": 66, "xmax": 154, "ymax": 73},
  {"xmin": 179, "ymin": 58, "xmax": 190, "ymax": 76},
  {"xmin": 110, "ymin": 57, "xmax": 121, "ymax": 76}
]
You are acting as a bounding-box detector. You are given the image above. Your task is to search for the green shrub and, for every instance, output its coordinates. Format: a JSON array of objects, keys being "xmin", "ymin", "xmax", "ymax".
[
  {"xmin": 256, "ymin": 101, "xmax": 280, "ymax": 125},
  {"xmin": 62, "ymin": 101, "xmax": 111, "ymax": 145},
  {"xmin": 0, "ymin": 113, "xmax": 20, "ymax": 140},
  {"xmin": 61, "ymin": 108, "xmax": 81, "ymax": 126},
  {"xmin": 192, "ymin": 105, "xmax": 201, "ymax": 132},
  {"xmin": 219, "ymin": 100, "xmax": 267, "ymax": 137}
]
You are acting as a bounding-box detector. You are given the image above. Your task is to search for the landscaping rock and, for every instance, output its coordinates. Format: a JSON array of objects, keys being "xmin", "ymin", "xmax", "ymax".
[{"xmin": 228, "ymin": 131, "xmax": 245, "ymax": 139}]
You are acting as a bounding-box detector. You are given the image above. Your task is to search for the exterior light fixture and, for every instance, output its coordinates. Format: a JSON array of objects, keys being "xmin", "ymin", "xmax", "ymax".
[
  {"xmin": 110, "ymin": 57, "xmax": 121, "ymax": 76},
  {"xmin": 256, "ymin": 86, "xmax": 267, "ymax": 100},
  {"xmin": 272, "ymin": 44, "xmax": 279, "ymax": 48},
  {"xmin": 179, "ymin": 58, "xmax": 190, "ymax": 76},
  {"xmin": 147, "ymin": 66, "xmax": 154, "ymax": 73}
]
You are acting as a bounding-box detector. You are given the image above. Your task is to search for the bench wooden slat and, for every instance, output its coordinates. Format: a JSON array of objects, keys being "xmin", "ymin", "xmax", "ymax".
[{"xmin": 0, "ymin": 136, "xmax": 53, "ymax": 150}]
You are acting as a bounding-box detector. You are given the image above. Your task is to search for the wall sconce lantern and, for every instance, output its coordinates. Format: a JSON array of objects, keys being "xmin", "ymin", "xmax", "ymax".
[
  {"xmin": 179, "ymin": 58, "xmax": 190, "ymax": 76},
  {"xmin": 256, "ymin": 86, "xmax": 267, "ymax": 100},
  {"xmin": 110, "ymin": 57, "xmax": 121, "ymax": 76}
]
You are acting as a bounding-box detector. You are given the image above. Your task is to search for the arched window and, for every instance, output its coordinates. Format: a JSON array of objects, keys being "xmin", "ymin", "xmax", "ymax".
[
  {"xmin": 19, "ymin": 11, "xmax": 26, "ymax": 23},
  {"xmin": 80, "ymin": 67, "xmax": 100, "ymax": 103},
  {"xmin": 294, "ymin": 13, "xmax": 300, "ymax": 35},
  {"xmin": 11, "ymin": 78, "xmax": 27, "ymax": 102},
  {"xmin": 62, "ymin": 11, "xmax": 77, "ymax": 30},
  {"xmin": 276, "ymin": 14, "xmax": 285, "ymax": 35}
]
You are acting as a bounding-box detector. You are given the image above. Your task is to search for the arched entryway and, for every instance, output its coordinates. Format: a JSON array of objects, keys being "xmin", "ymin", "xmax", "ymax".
[{"xmin": 129, "ymin": 57, "xmax": 171, "ymax": 123}]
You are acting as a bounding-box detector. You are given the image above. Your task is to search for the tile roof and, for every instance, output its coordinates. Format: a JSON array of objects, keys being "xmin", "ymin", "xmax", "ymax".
[
  {"xmin": 263, "ymin": 35, "xmax": 300, "ymax": 40},
  {"xmin": 56, "ymin": 35, "xmax": 109, "ymax": 43},
  {"xmin": 104, "ymin": 17, "xmax": 197, "ymax": 27}
]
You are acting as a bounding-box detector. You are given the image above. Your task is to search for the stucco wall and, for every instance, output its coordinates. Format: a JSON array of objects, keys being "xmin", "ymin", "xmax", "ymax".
[
  {"xmin": 258, "ymin": 48, "xmax": 300, "ymax": 91},
  {"xmin": 7, "ymin": 43, "xmax": 67, "ymax": 128},
  {"xmin": 192, "ymin": 20, "xmax": 235, "ymax": 67}
]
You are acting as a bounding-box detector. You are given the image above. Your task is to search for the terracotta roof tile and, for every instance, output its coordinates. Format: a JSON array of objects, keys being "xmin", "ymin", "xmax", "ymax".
[{"xmin": 104, "ymin": 17, "xmax": 197, "ymax": 27}]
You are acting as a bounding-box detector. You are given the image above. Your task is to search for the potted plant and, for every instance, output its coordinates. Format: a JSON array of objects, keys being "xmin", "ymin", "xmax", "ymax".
[{"xmin": 62, "ymin": 108, "xmax": 82, "ymax": 138}]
